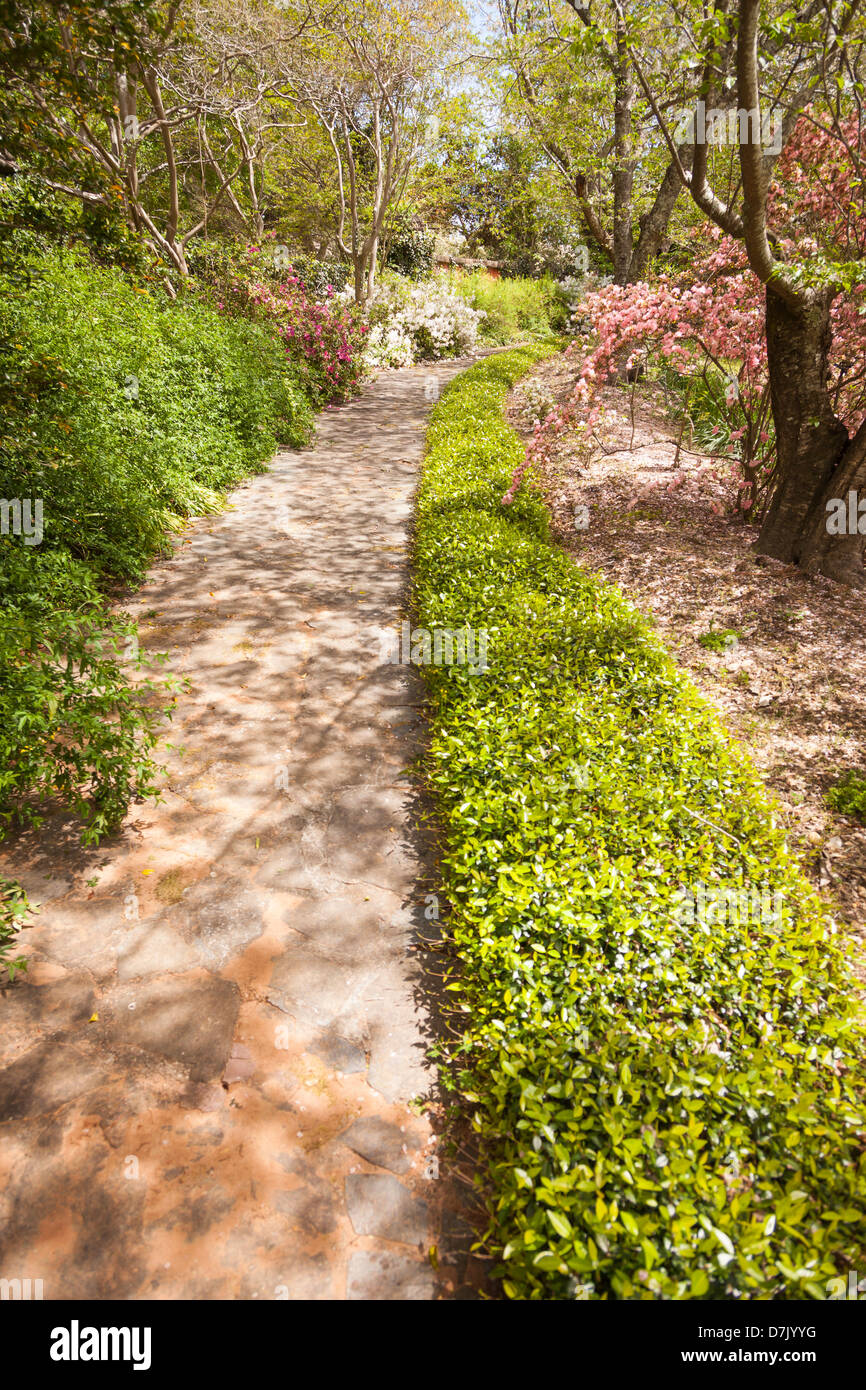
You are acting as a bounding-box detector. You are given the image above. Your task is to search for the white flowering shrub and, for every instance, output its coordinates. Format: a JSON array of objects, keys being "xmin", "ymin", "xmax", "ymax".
[
  {"xmin": 364, "ymin": 322, "xmax": 415, "ymax": 368},
  {"xmin": 364, "ymin": 276, "xmax": 484, "ymax": 367}
]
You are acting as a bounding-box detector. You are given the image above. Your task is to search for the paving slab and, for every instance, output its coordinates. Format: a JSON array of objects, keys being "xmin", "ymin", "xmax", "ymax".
[
  {"xmin": 345, "ymin": 1173, "xmax": 429, "ymax": 1245},
  {"xmin": 341, "ymin": 1116, "xmax": 420, "ymax": 1174},
  {"xmin": 346, "ymin": 1249, "xmax": 435, "ymax": 1301}
]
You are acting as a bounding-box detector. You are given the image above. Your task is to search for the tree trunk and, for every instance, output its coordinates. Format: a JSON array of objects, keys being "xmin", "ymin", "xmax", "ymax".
[
  {"xmin": 789, "ymin": 421, "xmax": 866, "ymax": 585},
  {"xmin": 366, "ymin": 232, "xmax": 379, "ymax": 300},
  {"xmin": 353, "ymin": 256, "xmax": 365, "ymax": 303},
  {"xmin": 611, "ymin": 20, "xmax": 635, "ymax": 285},
  {"xmin": 574, "ymin": 172, "xmax": 612, "ymax": 263},
  {"xmin": 756, "ymin": 283, "xmax": 866, "ymax": 586},
  {"xmin": 628, "ymin": 147, "xmax": 692, "ymax": 282}
]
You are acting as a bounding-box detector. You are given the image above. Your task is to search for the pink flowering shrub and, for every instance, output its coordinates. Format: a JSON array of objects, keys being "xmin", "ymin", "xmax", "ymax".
[
  {"xmin": 770, "ymin": 115, "xmax": 866, "ymax": 263},
  {"xmin": 189, "ymin": 238, "xmax": 368, "ymax": 405},
  {"xmin": 241, "ymin": 268, "xmax": 367, "ymax": 405},
  {"xmin": 505, "ymin": 117, "xmax": 866, "ymax": 518}
]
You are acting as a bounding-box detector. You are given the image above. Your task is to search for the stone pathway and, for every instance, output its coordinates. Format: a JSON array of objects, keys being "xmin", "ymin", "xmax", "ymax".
[{"xmin": 0, "ymin": 360, "xmax": 482, "ymax": 1300}]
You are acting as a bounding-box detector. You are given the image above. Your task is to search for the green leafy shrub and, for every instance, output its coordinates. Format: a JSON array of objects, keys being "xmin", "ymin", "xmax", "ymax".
[
  {"xmin": 384, "ymin": 223, "xmax": 435, "ymax": 280},
  {"xmin": 0, "ymin": 547, "xmax": 171, "ymax": 977},
  {"xmin": 415, "ymin": 348, "xmax": 866, "ymax": 1300},
  {"xmin": 0, "ymin": 244, "xmax": 314, "ymax": 582},
  {"xmin": 454, "ymin": 271, "xmax": 567, "ymax": 342},
  {"xmin": 657, "ymin": 358, "xmax": 776, "ymax": 517},
  {"xmin": 0, "ymin": 243, "xmax": 314, "ymax": 971},
  {"xmin": 826, "ymin": 772, "xmax": 866, "ymax": 824},
  {"xmin": 288, "ymin": 253, "xmax": 351, "ymax": 298},
  {"xmin": 0, "ymin": 547, "xmax": 170, "ymax": 840},
  {"xmin": 697, "ymin": 627, "xmax": 742, "ymax": 653},
  {"xmin": 0, "ymin": 173, "xmax": 151, "ymax": 283},
  {"xmin": 0, "ymin": 875, "xmax": 31, "ymax": 980}
]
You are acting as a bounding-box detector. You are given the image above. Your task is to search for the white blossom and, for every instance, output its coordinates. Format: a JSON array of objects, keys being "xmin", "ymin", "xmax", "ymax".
[{"xmin": 363, "ymin": 277, "xmax": 485, "ymax": 367}]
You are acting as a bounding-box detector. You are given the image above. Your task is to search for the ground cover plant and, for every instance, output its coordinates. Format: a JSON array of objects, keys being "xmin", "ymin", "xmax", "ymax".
[
  {"xmin": 826, "ymin": 773, "xmax": 866, "ymax": 827},
  {"xmin": 414, "ymin": 348, "xmax": 866, "ymax": 1300}
]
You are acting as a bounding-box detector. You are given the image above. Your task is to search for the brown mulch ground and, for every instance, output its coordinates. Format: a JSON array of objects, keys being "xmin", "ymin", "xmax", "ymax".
[{"xmin": 506, "ymin": 350, "xmax": 866, "ymax": 970}]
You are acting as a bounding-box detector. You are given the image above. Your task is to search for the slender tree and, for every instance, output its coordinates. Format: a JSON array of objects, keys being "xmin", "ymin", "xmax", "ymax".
[
  {"xmin": 497, "ymin": 0, "xmax": 696, "ymax": 283},
  {"xmin": 289, "ymin": 0, "xmax": 464, "ymax": 301},
  {"xmin": 0, "ymin": 1, "xmax": 314, "ymax": 271}
]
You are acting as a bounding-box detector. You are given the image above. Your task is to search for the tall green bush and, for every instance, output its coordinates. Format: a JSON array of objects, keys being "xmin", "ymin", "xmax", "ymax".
[
  {"xmin": 0, "ymin": 245, "xmax": 315, "ymax": 970},
  {"xmin": 415, "ymin": 348, "xmax": 866, "ymax": 1300},
  {"xmin": 0, "ymin": 246, "xmax": 313, "ymax": 580}
]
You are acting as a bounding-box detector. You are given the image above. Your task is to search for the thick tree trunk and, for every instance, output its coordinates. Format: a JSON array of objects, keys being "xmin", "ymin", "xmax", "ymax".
[
  {"xmin": 757, "ymin": 284, "xmax": 866, "ymax": 586},
  {"xmin": 791, "ymin": 421, "xmax": 866, "ymax": 585}
]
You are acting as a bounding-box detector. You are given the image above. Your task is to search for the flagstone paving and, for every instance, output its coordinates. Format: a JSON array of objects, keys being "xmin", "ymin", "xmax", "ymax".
[{"xmin": 0, "ymin": 360, "xmax": 485, "ymax": 1301}]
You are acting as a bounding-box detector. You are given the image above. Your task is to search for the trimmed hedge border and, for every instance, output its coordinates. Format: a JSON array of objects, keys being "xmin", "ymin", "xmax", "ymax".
[{"xmin": 414, "ymin": 347, "xmax": 866, "ymax": 1300}]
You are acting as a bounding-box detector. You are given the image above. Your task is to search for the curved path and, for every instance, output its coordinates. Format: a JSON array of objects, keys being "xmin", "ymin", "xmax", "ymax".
[{"xmin": 0, "ymin": 360, "xmax": 481, "ymax": 1301}]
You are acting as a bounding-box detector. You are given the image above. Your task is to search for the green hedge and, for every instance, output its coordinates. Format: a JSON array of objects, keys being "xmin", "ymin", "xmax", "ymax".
[{"xmin": 414, "ymin": 347, "xmax": 866, "ymax": 1300}]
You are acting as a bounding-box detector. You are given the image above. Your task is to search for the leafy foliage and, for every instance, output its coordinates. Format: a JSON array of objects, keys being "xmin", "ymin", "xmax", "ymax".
[
  {"xmin": 0, "ymin": 873, "xmax": 31, "ymax": 980},
  {"xmin": 288, "ymin": 254, "xmax": 351, "ymax": 298},
  {"xmin": 454, "ymin": 270, "xmax": 568, "ymax": 342},
  {"xmin": 0, "ymin": 547, "xmax": 170, "ymax": 841},
  {"xmin": 0, "ymin": 172, "xmax": 152, "ymax": 283},
  {"xmin": 697, "ymin": 628, "xmax": 742, "ymax": 654},
  {"xmin": 415, "ymin": 349, "xmax": 866, "ymax": 1300},
  {"xmin": 0, "ymin": 241, "xmax": 316, "ymax": 971},
  {"xmin": 1, "ymin": 244, "xmax": 314, "ymax": 582},
  {"xmin": 188, "ymin": 236, "xmax": 367, "ymax": 404},
  {"xmin": 826, "ymin": 772, "xmax": 866, "ymax": 825},
  {"xmin": 384, "ymin": 222, "xmax": 435, "ymax": 280}
]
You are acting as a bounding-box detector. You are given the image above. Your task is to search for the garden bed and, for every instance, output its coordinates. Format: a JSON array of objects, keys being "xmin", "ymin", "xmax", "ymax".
[{"xmin": 507, "ymin": 355, "xmax": 866, "ymax": 972}]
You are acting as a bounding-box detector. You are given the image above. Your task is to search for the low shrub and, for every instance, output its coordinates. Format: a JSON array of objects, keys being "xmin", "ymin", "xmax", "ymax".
[
  {"xmin": 0, "ymin": 547, "xmax": 170, "ymax": 842},
  {"xmin": 415, "ymin": 348, "xmax": 866, "ymax": 1300},
  {"xmin": 454, "ymin": 271, "xmax": 567, "ymax": 342},
  {"xmin": 697, "ymin": 627, "xmax": 742, "ymax": 653},
  {"xmin": 826, "ymin": 772, "xmax": 866, "ymax": 824},
  {"xmin": 245, "ymin": 273, "xmax": 367, "ymax": 404},
  {"xmin": 285, "ymin": 253, "xmax": 351, "ymax": 298},
  {"xmin": 657, "ymin": 359, "xmax": 776, "ymax": 488}
]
